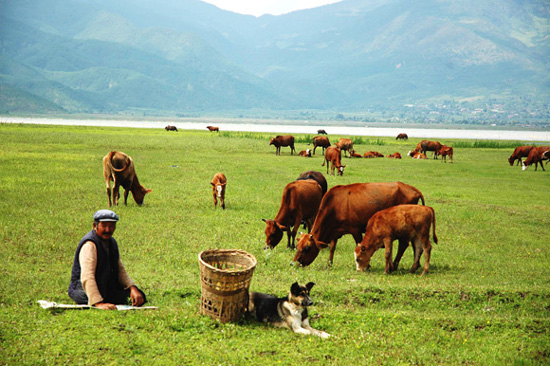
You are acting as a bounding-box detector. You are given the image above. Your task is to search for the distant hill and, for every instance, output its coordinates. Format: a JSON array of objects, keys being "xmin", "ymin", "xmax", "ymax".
[{"xmin": 1, "ymin": 0, "xmax": 548, "ymax": 123}]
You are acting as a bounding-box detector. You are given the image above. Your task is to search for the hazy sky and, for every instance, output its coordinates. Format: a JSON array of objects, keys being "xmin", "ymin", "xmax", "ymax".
[{"xmin": 200, "ymin": 0, "xmax": 342, "ymax": 16}]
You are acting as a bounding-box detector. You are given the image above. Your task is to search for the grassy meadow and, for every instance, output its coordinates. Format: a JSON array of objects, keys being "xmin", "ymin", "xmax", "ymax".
[{"xmin": 1, "ymin": 123, "xmax": 549, "ymax": 365}]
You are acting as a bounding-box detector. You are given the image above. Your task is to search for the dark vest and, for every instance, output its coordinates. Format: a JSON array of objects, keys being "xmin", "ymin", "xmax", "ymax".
[{"xmin": 68, "ymin": 229, "xmax": 121, "ymax": 300}]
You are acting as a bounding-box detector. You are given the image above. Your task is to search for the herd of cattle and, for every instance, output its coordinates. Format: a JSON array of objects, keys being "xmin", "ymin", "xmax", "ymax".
[{"xmin": 101, "ymin": 130, "xmax": 547, "ymax": 277}]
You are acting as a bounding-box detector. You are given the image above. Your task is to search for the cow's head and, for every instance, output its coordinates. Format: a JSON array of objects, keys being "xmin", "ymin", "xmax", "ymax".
[
  {"xmin": 508, "ymin": 156, "xmax": 515, "ymax": 166},
  {"xmin": 262, "ymin": 219, "xmax": 285, "ymax": 249},
  {"xmin": 130, "ymin": 179, "xmax": 152, "ymax": 206},
  {"xmin": 269, "ymin": 137, "xmax": 275, "ymax": 145},
  {"xmin": 354, "ymin": 244, "xmax": 375, "ymax": 272},
  {"xmin": 292, "ymin": 233, "xmax": 327, "ymax": 266},
  {"xmin": 337, "ymin": 165, "xmax": 347, "ymax": 176}
]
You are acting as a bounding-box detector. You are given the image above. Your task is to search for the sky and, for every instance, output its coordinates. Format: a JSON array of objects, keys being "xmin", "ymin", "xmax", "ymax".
[{"xmin": 200, "ymin": 0, "xmax": 342, "ymax": 17}]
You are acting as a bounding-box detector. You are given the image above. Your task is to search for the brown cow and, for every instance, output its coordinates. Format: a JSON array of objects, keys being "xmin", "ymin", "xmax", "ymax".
[
  {"xmin": 522, "ymin": 146, "xmax": 550, "ymax": 171},
  {"xmin": 103, "ymin": 151, "xmax": 152, "ymax": 207},
  {"xmin": 322, "ymin": 146, "xmax": 346, "ymax": 176},
  {"xmin": 421, "ymin": 140, "xmax": 443, "ymax": 159},
  {"xmin": 386, "ymin": 152, "xmax": 402, "ymax": 159},
  {"xmin": 210, "ymin": 172, "xmax": 227, "ymax": 209},
  {"xmin": 299, "ymin": 149, "xmax": 312, "ymax": 157},
  {"xmin": 335, "ymin": 138, "xmax": 354, "ymax": 157},
  {"xmin": 439, "ymin": 145, "xmax": 453, "ymax": 163},
  {"xmin": 363, "ymin": 151, "xmax": 384, "ymax": 158},
  {"xmin": 396, "ymin": 133, "xmax": 408, "ymax": 140},
  {"xmin": 508, "ymin": 146, "xmax": 534, "ymax": 166},
  {"xmin": 270, "ymin": 135, "xmax": 296, "ymax": 155},
  {"xmin": 292, "ymin": 182, "xmax": 425, "ymax": 267},
  {"xmin": 354, "ymin": 205, "xmax": 437, "ymax": 275},
  {"xmin": 409, "ymin": 152, "xmax": 427, "ymax": 159},
  {"xmin": 350, "ymin": 152, "xmax": 363, "ymax": 158},
  {"xmin": 311, "ymin": 136, "xmax": 331, "ymax": 155},
  {"xmin": 165, "ymin": 125, "xmax": 178, "ymax": 131},
  {"xmin": 206, "ymin": 126, "xmax": 219, "ymax": 132},
  {"xmin": 263, "ymin": 180, "xmax": 323, "ymax": 249},
  {"xmin": 296, "ymin": 171, "xmax": 328, "ymax": 196}
]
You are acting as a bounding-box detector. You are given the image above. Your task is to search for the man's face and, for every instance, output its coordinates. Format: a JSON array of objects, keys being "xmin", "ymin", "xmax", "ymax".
[{"xmin": 94, "ymin": 221, "xmax": 117, "ymax": 240}]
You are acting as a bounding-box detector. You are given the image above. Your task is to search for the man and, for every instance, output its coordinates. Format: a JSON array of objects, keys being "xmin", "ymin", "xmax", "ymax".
[{"xmin": 68, "ymin": 210, "xmax": 146, "ymax": 309}]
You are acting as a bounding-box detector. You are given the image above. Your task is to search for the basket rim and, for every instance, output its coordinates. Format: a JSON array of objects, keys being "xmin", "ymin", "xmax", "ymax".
[{"xmin": 198, "ymin": 249, "xmax": 257, "ymax": 274}]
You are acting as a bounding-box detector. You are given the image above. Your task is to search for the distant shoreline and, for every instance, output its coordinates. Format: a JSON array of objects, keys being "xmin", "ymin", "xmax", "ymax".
[{"xmin": 2, "ymin": 116, "xmax": 549, "ymax": 142}]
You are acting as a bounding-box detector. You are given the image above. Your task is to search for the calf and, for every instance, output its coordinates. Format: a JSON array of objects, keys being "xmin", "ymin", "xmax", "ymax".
[
  {"xmin": 386, "ymin": 152, "xmax": 402, "ymax": 159},
  {"xmin": 311, "ymin": 136, "xmax": 331, "ymax": 155},
  {"xmin": 335, "ymin": 138, "xmax": 354, "ymax": 157},
  {"xmin": 299, "ymin": 149, "xmax": 312, "ymax": 157},
  {"xmin": 103, "ymin": 151, "xmax": 152, "ymax": 206},
  {"xmin": 206, "ymin": 126, "xmax": 219, "ymax": 132},
  {"xmin": 439, "ymin": 145, "xmax": 453, "ymax": 163},
  {"xmin": 322, "ymin": 146, "xmax": 346, "ymax": 176},
  {"xmin": 263, "ymin": 180, "xmax": 323, "ymax": 249},
  {"xmin": 364, "ymin": 151, "xmax": 384, "ymax": 158},
  {"xmin": 350, "ymin": 152, "xmax": 363, "ymax": 158},
  {"xmin": 508, "ymin": 146, "xmax": 534, "ymax": 166},
  {"xmin": 409, "ymin": 152, "xmax": 427, "ymax": 159},
  {"xmin": 165, "ymin": 125, "xmax": 178, "ymax": 131},
  {"xmin": 270, "ymin": 135, "xmax": 296, "ymax": 155},
  {"xmin": 210, "ymin": 172, "xmax": 227, "ymax": 209},
  {"xmin": 354, "ymin": 205, "xmax": 437, "ymax": 275}
]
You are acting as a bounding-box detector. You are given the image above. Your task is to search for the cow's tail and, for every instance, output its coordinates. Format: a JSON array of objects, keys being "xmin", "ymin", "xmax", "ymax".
[
  {"xmin": 411, "ymin": 185, "xmax": 425, "ymax": 206},
  {"xmin": 430, "ymin": 206, "xmax": 438, "ymax": 244},
  {"xmin": 109, "ymin": 151, "xmax": 130, "ymax": 173}
]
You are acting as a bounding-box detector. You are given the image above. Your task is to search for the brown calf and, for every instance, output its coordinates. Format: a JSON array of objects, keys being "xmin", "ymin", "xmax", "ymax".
[
  {"xmin": 210, "ymin": 172, "xmax": 227, "ymax": 209},
  {"xmin": 206, "ymin": 126, "xmax": 219, "ymax": 132},
  {"xmin": 363, "ymin": 151, "xmax": 384, "ymax": 158},
  {"xmin": 354, "ymin": 205, "xmax": 437, "ymax": 275},
  {"xmin": 103, "ymin": 151, "xmax": 152, "ymax": 206},
  {"xmin": 386, "ymin": 152, "xmax": 402, "ymax": 159},
  {"xmin": 311, "ymin": 136, "xmax": 331, "ymax": 155},
  {"xmin": 322, "ymin": 146, "xmax": 346, "ymax": 176},
  {"xmin": 299, "ymin": 149, "xmax": 312, "ymax": 157},
  {"xmin": 335, "ymin": 138, "xmax": 354, "ymax": 157},
  {"xmin": 270, "ymin": 135, "xmax": 296, "ymax": 155},
  {"xmin": 439, "ymin": 145, "xmax": 453, "ymax": 163}
]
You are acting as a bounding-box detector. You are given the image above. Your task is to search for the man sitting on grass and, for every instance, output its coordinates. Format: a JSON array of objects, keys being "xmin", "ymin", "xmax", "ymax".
[{"xmin": 68, "ymin": 210, "xmax": 146, "ymax": 309}]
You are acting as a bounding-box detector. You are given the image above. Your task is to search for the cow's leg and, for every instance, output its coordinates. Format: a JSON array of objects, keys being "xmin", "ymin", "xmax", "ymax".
[
  {"xmin": 383, "ymin": 238, "xmax": 394, "ymax": 274},
  {"xmin": 213, "ymin": 192, "xmax": 218, "ymax": 208},
  {"xmin": 421, "ymin": 239, "xmax": 432, "ymax": 276},
  {"xmin": 328, "ymin": 239, "xmax": 338, "ymax": 265},
  {"xmin": 392, "ymin": 239, "xmax": 409, "ymax": 271},
  {"xmin": 112, "ymin": 181, "xmax": 120, "ymax": 206},
  {"xmin": 540, "ymin": 161, "xmax": 546, "ymax": 171},
  {"xmin": 291, "ymin": 144, "xmax": 295, "ymax": 155},
  {"xmin": 123, "ymin": 188, "xmax": 130, "ymax": 206},
  {"xmin": 410, "ymin": 237, "xmax": 424, "ymax": 273}
]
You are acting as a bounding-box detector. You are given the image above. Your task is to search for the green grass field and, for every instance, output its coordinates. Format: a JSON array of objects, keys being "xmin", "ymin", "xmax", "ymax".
[{"xmin": 1, "ymin": 123, "xmax": 549, "ymax": 365}]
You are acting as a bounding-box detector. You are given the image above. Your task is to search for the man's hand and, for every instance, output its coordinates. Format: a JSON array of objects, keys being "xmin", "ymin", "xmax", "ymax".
[
  {"xmin": 130, "ymin": 286, "xmax": 145, "ymax": 307},
  {"xmin": 93, "ymin": 302, "xmax": 116, "ymax": 310}
]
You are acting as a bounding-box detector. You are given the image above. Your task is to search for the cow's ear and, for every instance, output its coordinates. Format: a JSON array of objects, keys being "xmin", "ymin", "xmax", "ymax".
[
  {"xmin": 306, "ymin": 282, "xmax": 315, "ymax": 291},
  {"xmin": 262, "ymin": 218, "xmax": 268, "ymax": 223},
  {"xmin": 276, "ymin": 222, "xmax": 288, "ymax": 231},
  {"xmin": 210, "ymin": 183, "xmax": 215, "ymax": 186}
]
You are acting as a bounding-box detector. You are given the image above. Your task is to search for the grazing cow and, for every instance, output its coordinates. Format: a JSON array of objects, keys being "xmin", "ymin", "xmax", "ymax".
[
  {"xmin": 322, "ymin": 146, "xmax": 346, "ymax": 176},
  {"xmin": 299, "ymin": 149, "xmax": 312, "ymax": 157},
  {"xmin": 335, "ymin": 138, "xmax": 354, "ymax": 157},
  {"xmin": 363, "ymin": 151, "xmax": 384, "ymax": 158},
  {"xmin": 206, "ymin": 126, "xmax": 219, "ymax": 132},
  {"xmin": 103, "ymin": 151, "xmax": 152, "ymax": 207},
  {"xmin": 292, "ymin": 182, "xmax": 425, "ymax": 267},
  {"xmin": 296, "ymin": 171, "xmax": 328, "ymax": 196},
  {"xmin": 270, "ymin": 135, "xmax": 296, "ymax": 155},
  {"xmin": 396, "ymin": 133, "xmax": 408, "ymax": 140},
  {"xmin": 386, "ymin": 152, "xmax": 402, "ymax": 159},
  {"xmin": 439, "ymin": 146, "xmax": 453, "ymax": 163},
  {"xmin": 522, "ymin": 146, "xmax": 550, "ymax": 171},
  {"xmin": 165, "ymin": 125, "xmax": 178, "ymax": 131},
  {"xmin": 263, "ymin": 180, "xmax": 323, "ymax": 249},
  {"xmin": 420, "ymin": 140, "xmax": 443, "ymax": 159},
  {"xmin": 508, "ymin": 146, "xmax": 534, "ymax": 166},
  {"xmin": 408, "ymin": 151, "xmax": 427, "ymax": 159},
  {"xmin": 317, "ymin": 129, "xmax": 328, "ymax": 135},
  {"xmin": 311, "ymin": 136, "xmax": 331, "ymax": 155},
  {"xmin": 210, "ymin": 172, "xmax": 227, "ymax": 209},
  {"xmin": 354, "ymin": 205, "xmax": 437, "ymax": 275}
]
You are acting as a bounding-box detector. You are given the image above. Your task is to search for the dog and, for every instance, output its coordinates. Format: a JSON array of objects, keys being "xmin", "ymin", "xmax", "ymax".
[{"xmin": 247, "ymin": 282, "xmax": 330, "ymax": 338}]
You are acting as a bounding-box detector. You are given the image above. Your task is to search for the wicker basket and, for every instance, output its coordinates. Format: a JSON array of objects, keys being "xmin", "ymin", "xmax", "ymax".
[{"xmin": 198, "ymin": 249, "xmax": 257, "ymax": 323}]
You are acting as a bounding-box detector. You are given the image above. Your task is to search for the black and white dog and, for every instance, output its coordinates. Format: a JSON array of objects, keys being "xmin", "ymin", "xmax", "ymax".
[{"xmin": 247, "ymin": 282, "xmax": 330, "ymax": 338}]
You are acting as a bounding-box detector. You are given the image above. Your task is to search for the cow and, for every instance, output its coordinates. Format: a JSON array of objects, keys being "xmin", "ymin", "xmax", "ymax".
[
  {"xmin": 165, "ymin": 125, "xmax": 178, "ymax": 131},
  {"xmin": 210, "ymin": 172, "xmax": 227, "ymax": 209},
  {"xmin": 317, "ymin": 129, "xmax": 328, "ymax": 135},
  {"xmin": 354, "ymin": 205, "xmax": 437, "ymax": 276},
  {"xmin": 206, "ymin": 126, "xmax": 219, "ymax": 132},
  {"xmin": 322, "ymin": 146, "xmax": 346, "ymax": 176},
  {"xmin": 386, "ymin": 152, "xmax": 402, "ymax": 159},
  {"xmin": 350, "ymin": 152, "xmax": 363, "ymax": 158},
  {"xmin": 364, "ymin": 151, "xmax": 384, "ymax": 158},
  {"xmin": 102, "ymin": 151, "xmax": 152, "ymax": 207},
  {"xmin": 396, "ymin": 133, "xmax": 408, "ymax": 140},
  {"xmin": 439, "ymin": 145, "xmax": 453, "ymax": 163},
  {"xmin": 292, "ymin": 182, "xmax": 425, "ymax": 267},
  {"xmin": 420, "ymin": 140, "xmax": 443, "ymax": 159},
  {"xmin": 299, "ymin": 149, "xmax": 312, "ymax": 157},
  {"xmin": 522, "ymin": 146, "xmax": 550, "ymax": 171},
  {"xmin": 311, "ymin": 136, "xmax": 331, "ymax": 155},
  {"xmin": 263, "ymin": 180, "xmax": 323, "ymax": 249},
  {"xmin": 335, "ymin": 138, "xmax": 354, "ymax": 157},
  {"xmin": 270, "ymin": 135, "xmax": 296, "ymax": 155},
  {"xmin": 508, "ymin": 146, "xmax": 534, "ymax": 166},
  {"xmin": 408, "ymin": 152, "xmax": 427, "ymax": 159},
  {"xmin": 296, "ymin": 171, "xmax": 328, "ymax": 196}
]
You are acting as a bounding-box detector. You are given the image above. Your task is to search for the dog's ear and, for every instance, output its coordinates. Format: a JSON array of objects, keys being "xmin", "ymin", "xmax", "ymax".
[
  {"xmin": 290, "ymin": 282, "xmax": 300, "ymax": 295},
  {"xmin": 306, "ymin": 282, "xmax": 315, "ymax": 292}
]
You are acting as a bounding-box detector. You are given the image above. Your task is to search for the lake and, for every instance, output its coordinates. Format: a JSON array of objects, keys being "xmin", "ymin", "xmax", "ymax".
[{"xmin": 2, "ymin": 116, "xmax": 549, "ymax": 142}]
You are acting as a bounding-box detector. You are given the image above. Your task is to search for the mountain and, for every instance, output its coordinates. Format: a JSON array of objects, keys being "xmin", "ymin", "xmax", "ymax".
[{"xmin": 1, "ymin": 0, "xmax": 548, "ymax": 122}]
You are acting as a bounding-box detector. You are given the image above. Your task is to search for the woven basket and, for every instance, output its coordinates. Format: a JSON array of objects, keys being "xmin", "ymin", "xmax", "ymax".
[{"xmin": 198, "ymin": 249, "xmax": 257, "ymax": 323}]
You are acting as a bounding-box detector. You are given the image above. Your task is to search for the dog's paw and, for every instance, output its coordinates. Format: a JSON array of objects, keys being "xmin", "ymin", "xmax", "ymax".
[{"xmin": 319, "ymin": 331, "xmax": 331, "ymax": 339}]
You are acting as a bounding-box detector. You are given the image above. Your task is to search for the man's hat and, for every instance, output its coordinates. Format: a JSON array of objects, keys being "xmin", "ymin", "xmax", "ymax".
[{"xmin": 93, "ymin": 209, "xmax": 119, "ymax": 222}]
